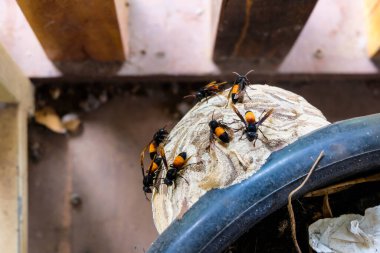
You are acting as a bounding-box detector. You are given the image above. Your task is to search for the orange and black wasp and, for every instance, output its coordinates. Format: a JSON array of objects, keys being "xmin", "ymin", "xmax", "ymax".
[
  {"xmin": 184, "ymin": 81, "xmax": 227, "ymax": 102},
  {"xmin": 140, "ymin": 127, "xmax": 168, "ymax": 168},
  {"xmin": 208, "ymin": 112, "xmax": 231, "ymax": 149},
  {"xmin": 162, "ymin": 152, "xmax": 193, "ymax": 187},
  {"xmin": 142, "ymin": 156, "xmax": 163, "ymax": 200},
  {"xmin": 226, "ymin": 70, "xmax": 254, "ymax": 106},
  {"xmin": 231, "ymin": 104, "xmax": 273, "ymax": 146}
]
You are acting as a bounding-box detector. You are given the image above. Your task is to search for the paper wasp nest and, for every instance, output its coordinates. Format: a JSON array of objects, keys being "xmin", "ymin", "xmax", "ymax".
[{"xmin": 152, "ymin": 84, "xmax": 329, "ymax": 233}]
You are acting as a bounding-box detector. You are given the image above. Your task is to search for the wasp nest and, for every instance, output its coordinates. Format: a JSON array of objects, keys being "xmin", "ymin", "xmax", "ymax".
[{"xmin": 152, "ymin": 84, "xmax": 330, "ymax": 233}]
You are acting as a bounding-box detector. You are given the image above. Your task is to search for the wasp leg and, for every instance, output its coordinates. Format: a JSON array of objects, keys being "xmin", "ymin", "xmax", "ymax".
[
  {"xmin": 207, "ymin": 129, "xmax": 215, "ymax": 151},
  {"xmin": 180, "ymin": 162, "xmax": 201, "ymax": 171},
  {"xmin": 153, "ymin": 167, "xmax": 165, "ymax": 193},
  {"xmin": 210, "ymin": 91, "xmax": 225, "ymax": 102},
  {"xmin": 225, "ymin": 89, "xmax": 233, "ymax": 108},
  {"xmin": 178, "ymin": 175, "xmax": 189, "ymax": 185},
  {"xmin": 140, "ymin": 145, "xmax": 149, "ymax": 176},
  {"xmin": 207, "ymin": 141, "xmax": 216, "ymax": 152},
  {"xmin": 244, "ymin": 89, "xmax": 253, "ymax": 101},
  {"xmin": 246, "ymin": 85, "xmax": 256, "ymax": 91},
  {"xmin": 253, "ymin": 138, "xmax": 258, "ymax": 147},
  {"xmin": 239, "ymin": 131, "xmax": 247, "ymax": 140},
  {"xmin": 159, "ymin": 146, "xmax": 169, "ymax": 171},
  {"xmin": 182, "ymin": 155, "xmax": 194, "ymax": 166},
  {"xmin": 225, "ymin": 119, "xmax": 240, "ymax": 125},
  {"xmin": 144, "ymin": 192, "xmax": 150, "ymax": 201},
  {"xmin": 258, "ymin": 110, "xmax": 265, "ymax": 119},
  {"xmin": 188, "ymin": 162, "xmax": 202, "ymax": 167},
  {"xmin": 232, "ymin": 126, "xmax": 244, "ymax": 132},
  {"xmin": 258, "ymin": 128, "xmax": 269, "ymax": 142},
  {"xmin": 219, "ymin": 121, "xmax": 233, "ymax": 130}
]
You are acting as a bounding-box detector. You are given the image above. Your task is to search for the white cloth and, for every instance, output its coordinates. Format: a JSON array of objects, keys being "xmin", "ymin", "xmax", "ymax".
[{"xmin": 309, "ymin": 205, "xmax": 380, "ymax": 253}]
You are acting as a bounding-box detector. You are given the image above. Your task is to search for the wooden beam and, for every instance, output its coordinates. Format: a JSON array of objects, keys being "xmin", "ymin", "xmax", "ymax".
[
  {"xmin": 365, "ymin": 0, "xmax": 380, "ymax": 63},
  {"xmin": 0, "ymin": 43, "xmax": 34, "ymax": 112},
  {"xmin": 2, "ymin": 0, "xmax": 377, "ymax": 77},
  {"xmin": 0, "ymin": 106, "xmax": 28, "ymax": 253},
  {"xmin": 213, "ymin": 0, "xmax": 317, "ymax": 72},
  {"xmin": 0, "ymin": 42, "xmax": 33, "ymax": 253},
  {"xmin": 16, "ymin": 0, "xmax": 125, "ymax": 62}
]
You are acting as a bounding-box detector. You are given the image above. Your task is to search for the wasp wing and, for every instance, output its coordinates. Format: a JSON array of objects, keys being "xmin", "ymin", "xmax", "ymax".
[
  {"xmin": 159, "ymin": 145, "xmax": 169, "ymax": 171},
  {"xmin": 140, "ymin": 145, "xmax": 149, "ymax": 177},
  {"xmin": 231, "ymin": 104, "xmax": 248, "ymax": 128},
  {"xmin": 257, "ymin": 108, "xmax": 274, "ymax": 126},
  {"xmin": 204, "ymin": 81, "xmax": 216, "ymax": 88},
  {"xmin": 204, "ymin": 81, "xmax": 227, "ymax": 91}
]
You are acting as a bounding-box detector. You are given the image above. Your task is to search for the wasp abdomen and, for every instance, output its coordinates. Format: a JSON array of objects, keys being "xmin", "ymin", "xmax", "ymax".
[
  {"xmin": 215, "ymin": 126, "xmax": 230, "ymax": 143},
  {"xmin": 173, "ymin": 152, "xmax": 186, "ymax": 168},
  {"xmin": 231, "ymin": 84, "xmax": 240, "ymax": 103},
  {"xmin": 149, "ymin": 142, "xmax": 157, "ymax": 159},
  {"xmin": 149, "ymin": 157, "xmax": 162, "ymax": 173},
  {"xmin": 245, "ymin": 111, "xmax": 256, "ymax": 124}
]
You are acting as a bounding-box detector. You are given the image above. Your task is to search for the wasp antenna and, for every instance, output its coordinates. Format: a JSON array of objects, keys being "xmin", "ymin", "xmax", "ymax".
[
  {"xmin": 183, "ymin": 94, "xmax": 196, "ymax": 100},
  {"xmin": 232, "ymin": 72, "xmax": 241, "ymax": 77},
  {"xmin": 245, "ymin": 69, "xmax": 255, "ymax": 76},
  {"xmin": 211, "ymin": 110, "xmax": 216, "ymax": 120}
]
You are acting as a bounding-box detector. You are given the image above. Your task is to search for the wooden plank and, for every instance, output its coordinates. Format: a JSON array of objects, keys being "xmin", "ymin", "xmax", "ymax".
[
  {"xmin": 114, "ymin": 0, "xmax": 129, "ymax": 59},
  {"xmin": 0, "ymin": 106, "xmax": 28, "ymax": 253},
  {"xmin": 0, "ymin": 42, "xmax": 32, "ymax": 253},
  {"xmin": 16, "ymin": 0, "xmax": 125, "ymax": 62},
  {"xmin": 0, "ymin": 44, "xmax": 34, "ymax": 112},
  {"xmin": 365, "ymin": 0, "xmax": 380, "ymax": 62},
  {"xmin": 213, "ymin": 0, "xmax": 318, "ymax": 72},
  {"xmin": 279, "ymin": 0, "xmax": 377, "ymax": 73},
  {"xmin": 1, "ymin": 0, "xmax": 378, "ymax": 77}
]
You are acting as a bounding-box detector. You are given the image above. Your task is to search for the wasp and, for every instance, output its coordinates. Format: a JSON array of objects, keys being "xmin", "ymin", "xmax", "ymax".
[
  {"xmin": 226, "ymin": 70, "xmax": 254, "ymax": 106},
  {"xmin": 208, "ymin": 112, "xmax": 231, "ymax": 150},
  {"xmin": 231, "ymin": 104, "xmax": 273, "ymax": 146},
  {"xmin": 140, "ymin": 127, "xmax": 168, "ymax": 173},
  {"xmin": 142, "ymin": 156, "xmax": 163, "ymax": 200},
  {"xmin": 184, "ymin": 81, "xmax": 227, "ymax": 102},
  {"xmin": 162, "ymin": 152, "xmax": 192, "ymax": 187}
]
